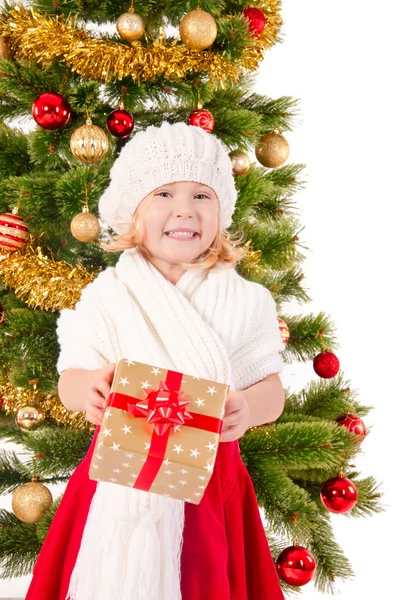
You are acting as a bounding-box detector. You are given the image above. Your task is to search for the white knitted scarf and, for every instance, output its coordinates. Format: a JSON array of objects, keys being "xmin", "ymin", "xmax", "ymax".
[{"xmin": 66, "ymin": 249, "xmax": 235, "ymax": 600}]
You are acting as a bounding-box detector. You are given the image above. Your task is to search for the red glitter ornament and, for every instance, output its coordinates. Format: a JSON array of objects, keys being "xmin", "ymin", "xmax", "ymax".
[
  {"xmin": 320, "ymin": 475, "xmax": 358, "ymax": 513},
  {"xmin": 187, "ymin": 108, "xmax": 215, "ymax": 133},
  {"xmin": 106, "ymin": 108, "xmax": 135, "ymax": 138},
  {"xmin": 276, "ymin": 544, "xmax": 316, "ymax": 586},
  {"xmin": 336, "ymin": 413, "xmax": 367, "ymax": 442},
  {"xmin": 32, "ymin": 92, "xmax": 71, "ymax": 130},
  {"xmin": 0, "ymin": 211, "xmax": 30, "ymax": 252},
  {"xmin": 278, "ymin": 318, "xmax": 290, "ymax": 344},
  {"xmin": 313, "ymin": 351, "xmax": 340, "ymax": 378},
  {"xmin": 242, "ymin": 7, "xmax": 267, "ymax": 36}
]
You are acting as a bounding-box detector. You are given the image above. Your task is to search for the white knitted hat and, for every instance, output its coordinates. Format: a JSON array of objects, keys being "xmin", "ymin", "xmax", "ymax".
[{"xmin": 98, "ymin": 121, "xmax": 238, "ymax": 234}]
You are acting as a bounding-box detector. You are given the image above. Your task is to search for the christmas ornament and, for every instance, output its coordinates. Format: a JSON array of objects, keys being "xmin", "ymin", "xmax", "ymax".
[
  {"xmin": 320, "ymin": 474, "xmax": 358, "ymax": 513},
  {"xmin": 116, "ymin": 6, "xmax": 145, "ymax": 42},
  {"xmin": 70, "ymin": 205, "xmax": 101, "ymax": 243},
  {"xmin": 70, "ymin": 118, "xmax": 109, "ymax": 164},
  {"xmin": 0, "ymin": 303, "xmax": 4, "ymax": 324},
  {"xmin": 276, "ymin": 544, "xmax": 316, "ymax": 586},
  {"xmin": 229, "ymin": 150, "xmax": 251, "ymax": 175},
  {"xmin": 32, "ymin": 92, "xmax": 71, "ymax": 130},
  {"xmin": 12, "ymin": 481, "xmax": 53, "ymax": 524},
  {"xmin": 242, "ymin": 7, "xmax": 267, "ymax": 36},
  {"xmin": 255, "ymin": 131, "xmax": 290, "ymax": 168},
  {"xmin": 0, "ymin": 208, "xmax": 30, "ymax": 252},
  {"xmin": 15, "ymin": 405, "xmax": 44, "ymax": 431},
  {"xmin": 180, "ymin": 7, "xmax": 218, "ymax": 50},
  {"xmin": 106, "ymin": 106, "xmax": 134, "ymax": 138},
  {"xmin": 0, "ymin": 36, "xmax": 11, "ymax": 60},
  {"xmin": 278, "ymin": 318, "xmax": 290, "ymax": 344},
  {"xmin": 336, "ymin": 413, "xmax": 367, "ymax": 442},
  {"xmin": 187, "ymin": 106, "xmax": 215, "ymax": 133},
  {"xmin": 313, "ymin": 351, "xmax": 340, "ymax": 378}
]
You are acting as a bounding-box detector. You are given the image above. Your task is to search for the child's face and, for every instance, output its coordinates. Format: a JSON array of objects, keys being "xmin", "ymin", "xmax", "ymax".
[{"xmin": 136, "ymin": 181, "xmax": 219, "ymax": 267}]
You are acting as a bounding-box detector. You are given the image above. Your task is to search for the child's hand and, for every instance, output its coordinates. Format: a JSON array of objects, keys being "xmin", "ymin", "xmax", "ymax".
[
  {"xmin": 84, "ymin": 363, "xmax": 115, "ymax": 425},
  {"xmin": 220, "ymin": 389, "xmax": 250, "ymax": 442}
]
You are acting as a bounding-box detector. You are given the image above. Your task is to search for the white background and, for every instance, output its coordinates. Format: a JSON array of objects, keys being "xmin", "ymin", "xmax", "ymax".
[{"xmin": 1, "ymin": 0, "xmax": 397, "ymax": 597}]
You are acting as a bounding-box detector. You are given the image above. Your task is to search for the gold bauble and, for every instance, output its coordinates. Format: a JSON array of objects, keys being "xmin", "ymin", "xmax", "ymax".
[
  {"xmin": 70, "ymin": 118, "xmax": 109, "ymax": 164},
  {"xmin": 0, "ymin": 36, "xmax": 11, "ymax": 60},
  {"xmin": 229, "ymin": 150, "xmax": 251, "ymax": 175},
  {"xmin": 15, "ymin": 406, "xmax": 44, "ymax": 431},
  {"xmin": 255, "ymin": 131, "xmax": 290, "ymax": 168},
  {"xmin": 71, "ymin": 206, "xmax": 101, "ymax": 242},
  {"xmin": 278, "ymin": 318, "xmax": 290, "ymax": 344},
  {"xmin": 180, "ymin": 8, "xmax": 218, "ymax": 50},
  {"xmin": 12, "ymin": 481, "xmax": 53, "ymax": 524},
  {"xmin": 116, "ymin": 10, "xmax": 145, "ymax": 42}
]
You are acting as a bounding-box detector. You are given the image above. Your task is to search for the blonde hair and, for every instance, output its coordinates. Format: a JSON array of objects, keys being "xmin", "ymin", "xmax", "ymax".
[{"xmin": 102, "ymin": 209, "xmax": 247, "ymax": 271}]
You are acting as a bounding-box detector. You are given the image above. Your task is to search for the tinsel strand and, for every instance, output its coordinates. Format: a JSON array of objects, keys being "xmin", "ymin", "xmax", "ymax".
[
  {"xmin": 0, "ymin": 241, "xmax": 98, "ymax": 312},
  {"xmin": 0, "ymin": 3, "xmax": 282, "ymax": 84}
]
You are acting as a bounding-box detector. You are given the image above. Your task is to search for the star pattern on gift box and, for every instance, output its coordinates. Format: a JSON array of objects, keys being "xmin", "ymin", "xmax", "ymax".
[
  {"xmin": 151, "ymin": 367, "xmax": 161, "ymax": 376},
  {"xmin": 141, "ymin": 380, "xmax": 151, "ymax": 389},
  {"xmin": 122, "ymin": 424, "xmax": 132, "ymax": 435},
  {"xmin": 206, "ymin": 441, "xmax": 216, "ymax": 452},
  {"xmin": 173, "ymin": 444, "xmax": 184, "ymax": 455},
  {"xmin": 190, "ymin": 448, "xmax": 201, "ymax": 458},
  {"xmin": 195, "ymin": 397, "xmax": 205, "ymax": 407},
  {"xmin": 124, "ymin": 359, "xmax": 136, "ymax": 366},
  {"xmin": 104, "ymin": 428, "xmax": 112, "ymax": 437},
  {"xmin": 119, "ymin": 377, "xmax": 129, "ymax": 386},
  {"xmin": 207, "ymin": 386, "xmax": 216, "ymax": 396}
]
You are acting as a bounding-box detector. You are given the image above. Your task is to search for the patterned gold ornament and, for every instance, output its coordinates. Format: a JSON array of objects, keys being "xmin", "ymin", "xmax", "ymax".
[
  {"xmin": 0, "ymin": 36, "xmax": 11, "ymax": 59},
  {"xmin": 71, "ymin": 205, "xmax": 101, "ymax": 243},
  {"xmin": 255, "ymin": 131, "xmax": 290, "ymax": 168},
  {"xmin": 229, "ymin": 150, "xmax": 251, "ymax": 175},
  {"xmin": 277, "ymin": 318, "xmax": 290, "ymax": 344},
  {"xmin": 70, "ymin": 118, "xmax": 109, "ymax": 164},
  {"xmin": 0, "ymin": 208, "xmax": 30, "ymax": 252},
  {"xmin": 15, "ymin": 405, "xmax": 44, "ymax": 430},
  {"xmin": 116, "ymin": 8, "xmax": 145, "ymax": 42},
  {"xmin": 180, "ymin": 8, "xmax": 218, "ymax": 50},
  {"xmin": 12, "ymin": 481, "xmax": 53, "ymax": 524}
]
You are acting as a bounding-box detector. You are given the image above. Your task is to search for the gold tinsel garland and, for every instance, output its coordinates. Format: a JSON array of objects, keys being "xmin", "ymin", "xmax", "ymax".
[
  {"xmin": 0, "ymin": 382, "xmax": 92, "ymax": 430},
  {"xmin": 0, "ymin": 3, "xmax": 282, "ymax": 84},
  {"xmin": 0, "ymin": 241, "xmax": 98, "ymax": 312}
]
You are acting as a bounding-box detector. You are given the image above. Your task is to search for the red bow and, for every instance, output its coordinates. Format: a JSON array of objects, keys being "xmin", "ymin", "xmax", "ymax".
[{"xmin": 129, "ymin": 380, "xmax": 193, "ymax": 436}]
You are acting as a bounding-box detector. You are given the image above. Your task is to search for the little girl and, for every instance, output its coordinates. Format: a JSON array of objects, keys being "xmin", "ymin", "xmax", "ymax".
[{"xmin": 26, "ymin": 122, "xmax": 286, "ymax": 600}]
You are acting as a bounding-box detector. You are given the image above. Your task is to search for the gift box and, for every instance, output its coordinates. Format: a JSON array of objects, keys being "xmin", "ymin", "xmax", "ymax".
[{"xmin": 89, "ymin": 359, "xmax": 229, "ymax": 504}]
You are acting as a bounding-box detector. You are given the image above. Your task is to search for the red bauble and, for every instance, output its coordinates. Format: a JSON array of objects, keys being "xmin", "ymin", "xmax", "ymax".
[
  {"xmin": 336, "ymin": 413, "xmax": 367, "ymax": 442},
  {"xmin": 187, "ymin": 108, "xmax": 215, "ymax": 133},
  {"xmin": 0, "ymin": 303, "xmax": 4, "ymax": 324},
  {"xmin": 32, "ymin": 92, "xmax": 71, "ymax": 130},
  {"xmin": 313, "ymin": 351, "xmax": 340, "ymax": 378},
  {"xmin": 106, "ymin": 108, "xmax": 134, "ymax": 138},
  {"xmin": 0, "ymin": 212, "xmax": 30, "ymax": 251},
  {"xmin": 276, "ymin": 545, "xmax": 316, "ymax": 586},
  {"xmin": 242, "ymin": 7, "xmax": 267, "ymax": 36},
  {"xmin": 320, "ymin": 475, "xmax": 358, "ymax": 513}
]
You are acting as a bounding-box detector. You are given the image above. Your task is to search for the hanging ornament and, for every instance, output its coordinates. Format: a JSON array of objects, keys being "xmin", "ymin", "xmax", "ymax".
[
  {"xmin": 0, "ymin": 207, "xmax": 30, "ymax": 252},
  {"xmin": 180, "ymin": 7, "xmax": 218, "ymax": 50},
  {"xmin": 70, "ymin": 118, "xmax": 109, "ymax": 164},
  {"xmin": 12, "ymin": 480, "xmax": 53, "ymax": 524},
  {"xmin": 320, "ymin": 474, "xmax": 358, "ymax": 513},
  {"xmin": 187, "ymin": 102, "xmax": 215, "ymax": 133},
  {"xmin": 71, "ymin": 206, "xmax": 101, "ymax": 243},
  {"xmin": 15, "ymin": 406, "xmax": 44, "ymax": 431},
  {"xmin": 242, "ymin": 7, "xmax": 267, "ymax": 36},
  {"xmin": 313, "ymin": 350, "xmax": 340, "ymax": 378},
  {"xmin": 255, "ymin": 131, "xmax": 290, "ymax": 168},
  {"xmin": 32, "ymin": 92, "xmax": 71, "ymax": 131},
  {"xmin": 276, "ymin": 544, "xmax": 316, "ymax": 586},
  {"xmin": 229, "ymin": 150, "xmax": 251, "ymax": 175},
  {"xmin": 278, "ymin": 318, "xmax": 290, "ymax": 344},
  {"xmin": 106, "ymin": 104, "xmax": 134, "ymax": 138},
  {"xmin": 0, "ymin": 303, "xmax": 4, "ymax": 324},
  {"xmin": 336, "ymin": 413, "xmax": 367, "ymax": 442},
  {"xmin": 116, "ymin": 3, "xmax": 145, "ymax": 42},
  {"xmin": 0, "ymin": 36, "xmax": 11, "ymax": 60}
]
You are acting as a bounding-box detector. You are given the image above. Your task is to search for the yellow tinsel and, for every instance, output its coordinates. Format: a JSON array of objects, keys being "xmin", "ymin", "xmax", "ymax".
[
  {"xmin": 240, "ymin": 239, "xmax": 265, "ymax": 277},
  {"xmin": 0, "ymin": 382, "xmax": 92, "ymax": 430},
  {"xmin": 0, "ymin": 3, "xmax": 282, "ymax": 84},
  {"xmin": 0, "ymin": 241, "xmax": 98, "ymax": 312}
]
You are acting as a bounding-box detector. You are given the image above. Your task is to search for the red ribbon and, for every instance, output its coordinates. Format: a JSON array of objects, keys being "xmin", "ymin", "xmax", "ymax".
[{"xmin": 107, "ymin": 369, "xmax": 222, "ymax": 491}]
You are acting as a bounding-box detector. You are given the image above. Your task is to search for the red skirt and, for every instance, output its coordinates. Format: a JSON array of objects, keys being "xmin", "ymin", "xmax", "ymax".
[{"xmin": 26, "ymin": 431, "xmax": 284, "ymax": 600}]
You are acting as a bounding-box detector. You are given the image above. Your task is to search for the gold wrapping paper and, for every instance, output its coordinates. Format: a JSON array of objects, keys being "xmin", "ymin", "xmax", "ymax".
[{"xmin": 89, "ymin": 359, "xmax": 229, "ymax": 504}]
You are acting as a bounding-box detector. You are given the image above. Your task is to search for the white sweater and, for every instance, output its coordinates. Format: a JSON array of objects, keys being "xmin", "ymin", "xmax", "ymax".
[{"xmin": 57, "ymin": 249, "xmax": 284, "ymax": 391}]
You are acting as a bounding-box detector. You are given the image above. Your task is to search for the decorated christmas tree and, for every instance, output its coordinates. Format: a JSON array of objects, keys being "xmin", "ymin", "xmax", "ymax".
[{"xmin": 0, "ymin": 0, "xmax": 382, "ymax": 594}]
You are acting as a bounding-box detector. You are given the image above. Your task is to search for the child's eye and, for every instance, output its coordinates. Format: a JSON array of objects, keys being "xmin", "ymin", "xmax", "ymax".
[
  {"xmin": 155, "ymin": 191, "xmax": 172, "ymax": 198},
  {"xmin": 195, "ymin": 194, "xmax": 211, "ymax": 200}
]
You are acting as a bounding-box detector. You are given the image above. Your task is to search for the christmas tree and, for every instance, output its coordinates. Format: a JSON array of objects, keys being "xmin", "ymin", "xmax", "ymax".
[{"xmin": 0, "ymin": 0, "xmax": 382, "ymax": 594}]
